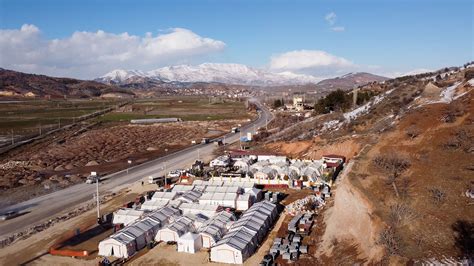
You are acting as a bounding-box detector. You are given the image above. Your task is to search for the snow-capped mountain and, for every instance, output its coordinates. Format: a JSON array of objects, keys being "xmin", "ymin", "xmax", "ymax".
[{"xmin": 96, "ymin": 63, "xmax": 321, "ymax": 86}]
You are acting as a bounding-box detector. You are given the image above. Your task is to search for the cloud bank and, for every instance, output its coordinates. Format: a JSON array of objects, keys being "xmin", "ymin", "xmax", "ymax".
[
  {"xmin": 0, "ymin": 24, "xmax": 225, "ymax": 79},
  {"xmin": 269, "ymin": 49, "xmax": 354, "ymax": 77}
]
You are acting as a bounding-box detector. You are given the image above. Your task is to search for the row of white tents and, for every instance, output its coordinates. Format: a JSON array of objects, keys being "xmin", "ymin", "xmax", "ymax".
[
  {"xmin": 99, "ymin": 206, "xmax": 180, "ymax": 258},
  {"xmin": 100, "ymin": 205, "xmax": 240, "ymax": 259},
  {"xmin": 210, "ymin": 201, "xmax": 278, "ymax": 264}
]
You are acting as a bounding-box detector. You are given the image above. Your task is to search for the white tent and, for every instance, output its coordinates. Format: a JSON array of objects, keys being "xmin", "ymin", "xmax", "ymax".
[
  {"xmin": 112, "ymin": 208, "xmax": 144, "ymax": 226},
  {"xmin": 236, "ymin": 194, "xmax": 251, "ymax": 211},
  {"xmin": 98, "ymin": 231, "xmax": 137, "ymax": 259},
  {"xmin": 140, "ymin": 199, "xmax": 168, "ymax": 211},
  {"xmin": 177, "ymin": 232, "xmax": 202, "ymax": 253},
  {"xmin": 244, "ymin": 188, "xmax": 262, "ymax": 202},
  {"xmin": 155, "ymin": 216, "xmax": 195, "ymax": 242},
  {"xmin": 211, "ymin": 227, "xmax": 258, "ymax": 264}
]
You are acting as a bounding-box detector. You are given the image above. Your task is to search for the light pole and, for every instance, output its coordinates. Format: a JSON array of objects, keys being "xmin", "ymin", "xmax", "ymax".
[
  {"xmin": 95, "ymin": 173, "xmax": 100, "ymax": 223},
  {"xmin": 126, "ymin": 160, "xmax": 132, "ymax": 174},
  {"xmin": 164, "ymin": 148, "xmax": 168, "ymax": 188}
]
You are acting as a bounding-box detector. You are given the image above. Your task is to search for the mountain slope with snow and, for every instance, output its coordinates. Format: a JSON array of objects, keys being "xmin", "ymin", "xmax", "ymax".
[{"xmin": 96, "ymin": 63, "xmax": 321, "ymax": 86}]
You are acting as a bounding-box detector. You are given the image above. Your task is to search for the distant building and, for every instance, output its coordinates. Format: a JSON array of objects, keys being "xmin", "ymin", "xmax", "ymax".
[{"xmin": 293, "ymin": 96, "xmax": 304, "ymax": 111}]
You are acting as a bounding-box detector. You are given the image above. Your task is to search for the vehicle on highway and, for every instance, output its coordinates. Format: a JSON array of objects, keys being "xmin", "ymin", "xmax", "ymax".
[
  {"xmin": 148, "ymin": 175, "xmax": 164, "ymax": 184},
  {"xmin": 85, "ymin": 175, "xmax": 102, "ymax": 184},
  {"xmin": 0, "ymin": 210, "xmax": 20, "ymax": 221},
  {"xmin": 231, "ymin": 127, "xmax": 240, "ymax": 133},
  {"xmin": 201, "ymin": 138, "xmax": 210, "ymax": 144}
]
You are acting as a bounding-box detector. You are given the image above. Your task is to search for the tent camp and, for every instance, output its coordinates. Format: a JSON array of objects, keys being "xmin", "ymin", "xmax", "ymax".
[
  {"xmin": 177, "ymin": 232, "xmax": 202, "ymax": 253},
  {"xmin": 112, "ymin": 208, "xmax": 144, "ymax": 226}
]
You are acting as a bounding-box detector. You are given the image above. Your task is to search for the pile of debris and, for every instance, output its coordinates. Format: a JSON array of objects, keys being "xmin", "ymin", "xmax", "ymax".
[
  {"xmin": 264, "ymin": 213, "xmax": 315, "ymax": 264},
  {"xmin": 0, "ymin": 192, "xmax": 114, "ymax": 248},
  {"xmin": 285, "ymin": 195, "xmax": 324, "ymax": 216}
]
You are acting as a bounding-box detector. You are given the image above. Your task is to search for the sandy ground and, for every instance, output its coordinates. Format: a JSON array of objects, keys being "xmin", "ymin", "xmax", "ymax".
[{"xmin": 318, "ymin": 161, "xmax": 384, "ymax": 261}]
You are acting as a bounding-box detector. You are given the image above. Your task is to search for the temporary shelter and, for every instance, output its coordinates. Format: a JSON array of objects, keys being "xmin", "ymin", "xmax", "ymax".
[
  {"xmin": 140, "ymin": 199, "xmax": 168, "ymax": 211},
  {"xmin": 172, "ymin": 184, "xmax": 195, "ymax": 193},
  {"xmin": 112, "ymin": 208, "xmax": 144, "ymax": 226},
  {"xmin": 179, "ymin": 202, "xmax": 221, "ymax": 218},
  {"xmin": 177, "ymin": 190, "xmax": 203, "ymax": 203},
  {"xmin": 236, "ymin": 193, "xmax": 252, "ymax": 211},
  {"xmin": 198, "ymin": 211, "xmax": 236, "ymax": 248},
  {"xmin": 98, "ymin": 231, "xmax": 136, "ymax": 259},
  {"xmin": 177, "ymin": 232, "xmax": 202, "ymax": 253},
  {"xmin": 210, "ymin": 226, "xmax": 258, "ymax": 264},
  {"xmin": 155, "ymin": 216, "xmax": 195, "ymax": 242},
  {"xmin": 152, "ymin": 191, "xmax": 178, "ymax": 202},
  {"xmin": 245, "ymin": 188, "xmax": 262, "ymax": 202}
]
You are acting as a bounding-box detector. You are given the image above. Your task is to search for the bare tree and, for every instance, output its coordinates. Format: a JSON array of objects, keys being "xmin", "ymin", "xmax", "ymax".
[{"xmin": 373, "ymin": 153, "xmax": 411, "ymax": 198}]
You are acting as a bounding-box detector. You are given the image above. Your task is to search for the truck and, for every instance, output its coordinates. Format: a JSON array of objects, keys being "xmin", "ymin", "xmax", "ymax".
[
  {"xmin": 231, "ymin": 127, "xmax": 240, "ymax": 133},
  {"xmin": 201, "ymin": 138, "xmax": 210, "ymax": 144},
  {"xmin": 85, "ymin": 172, "xmax": 101, "ymax": 184},
  {"xmin": 148, "ymin": 175, "xmax": 164, "ymax": 184}
]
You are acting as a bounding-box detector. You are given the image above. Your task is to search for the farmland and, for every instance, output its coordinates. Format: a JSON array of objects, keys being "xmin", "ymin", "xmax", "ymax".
[
  {"xmin": 98, "ymin": 97, "xmax": 252, "ymax": 122},
  {"xmin": 0, "ymin": 99, "xmax": 124, "ymax": 145}
]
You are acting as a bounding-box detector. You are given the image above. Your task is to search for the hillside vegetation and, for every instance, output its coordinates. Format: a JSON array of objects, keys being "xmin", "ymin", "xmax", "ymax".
[{"xmin": 261, "ymin": 64, "xmax": 474, "ymax": 263}]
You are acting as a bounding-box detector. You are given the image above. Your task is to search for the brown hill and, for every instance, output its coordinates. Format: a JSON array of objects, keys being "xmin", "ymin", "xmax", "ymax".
[
  {"xmin": 260, "ymin": 65, "xmax": 474, "ymax": 263},
  {"xmin": 0, "ymin": 68, "xmax": 134, "ymax": 98},
  {"xmin": 316, "ymin": 72, "xmax": 388, "ymax": 91}
]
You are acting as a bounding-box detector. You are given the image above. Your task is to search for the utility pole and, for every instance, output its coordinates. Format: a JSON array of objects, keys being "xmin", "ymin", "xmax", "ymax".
[
  {"xmin": 58, "ymin": 118, "xmax": 61, "ymax": 129},
  {"xmin": 10, "ymin": 129, "xmax": 14, "ymax": 145},
  {"xmin": 239, "ymin": 131, "xmax": 242, "ymax": 150},
  {"xmin": 164, "ymin": 161, "xmax": 168, "ymax": 188},
  {"xmin": 39, "ymin": 123, "xmax": 42, "ymax": 136},
  {"xmin": 96, "ymin": 175, "xmax": 100, "ymax": 222}
]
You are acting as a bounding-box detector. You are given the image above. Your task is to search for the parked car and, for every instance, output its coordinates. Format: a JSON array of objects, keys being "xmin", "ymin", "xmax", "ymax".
[{"xmin": 0, "ymin": 210, "xmax": 20, "ymax": 221}]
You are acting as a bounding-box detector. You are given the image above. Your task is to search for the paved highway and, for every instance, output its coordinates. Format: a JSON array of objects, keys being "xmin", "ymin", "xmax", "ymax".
[{"xmin": 0, "ymin": 99, "xmax": 273, "ymax": 238}]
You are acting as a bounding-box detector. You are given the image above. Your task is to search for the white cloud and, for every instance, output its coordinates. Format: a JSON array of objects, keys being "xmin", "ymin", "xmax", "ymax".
[
  {"xmin": 325, "ymin": 12, "xmax": 337, "ymax": 25},
  {"xmin": 331, "ymin": 26, "xmax": 345, "ymax": 32},
  {"xmin": 0, "ymin": 24, "xmax": 225, "ymax": 79},
  {"xmin": 270, "ymin": 50, "xmax": 354, "ymax": 72},
  {"xmin": 324, "ymin": 12, "xmax": 345, "ymax": 32}
]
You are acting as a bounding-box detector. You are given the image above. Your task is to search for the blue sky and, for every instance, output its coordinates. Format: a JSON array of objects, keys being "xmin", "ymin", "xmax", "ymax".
[{"xmin": 0, "ymin": 0, "xmax": 472, "ymax": 79}]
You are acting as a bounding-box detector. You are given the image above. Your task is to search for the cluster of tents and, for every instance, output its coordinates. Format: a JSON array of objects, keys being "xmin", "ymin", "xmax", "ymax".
[{"xmin": 210, "ymin": 201, "xmax": 278, "ymax": 264}]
